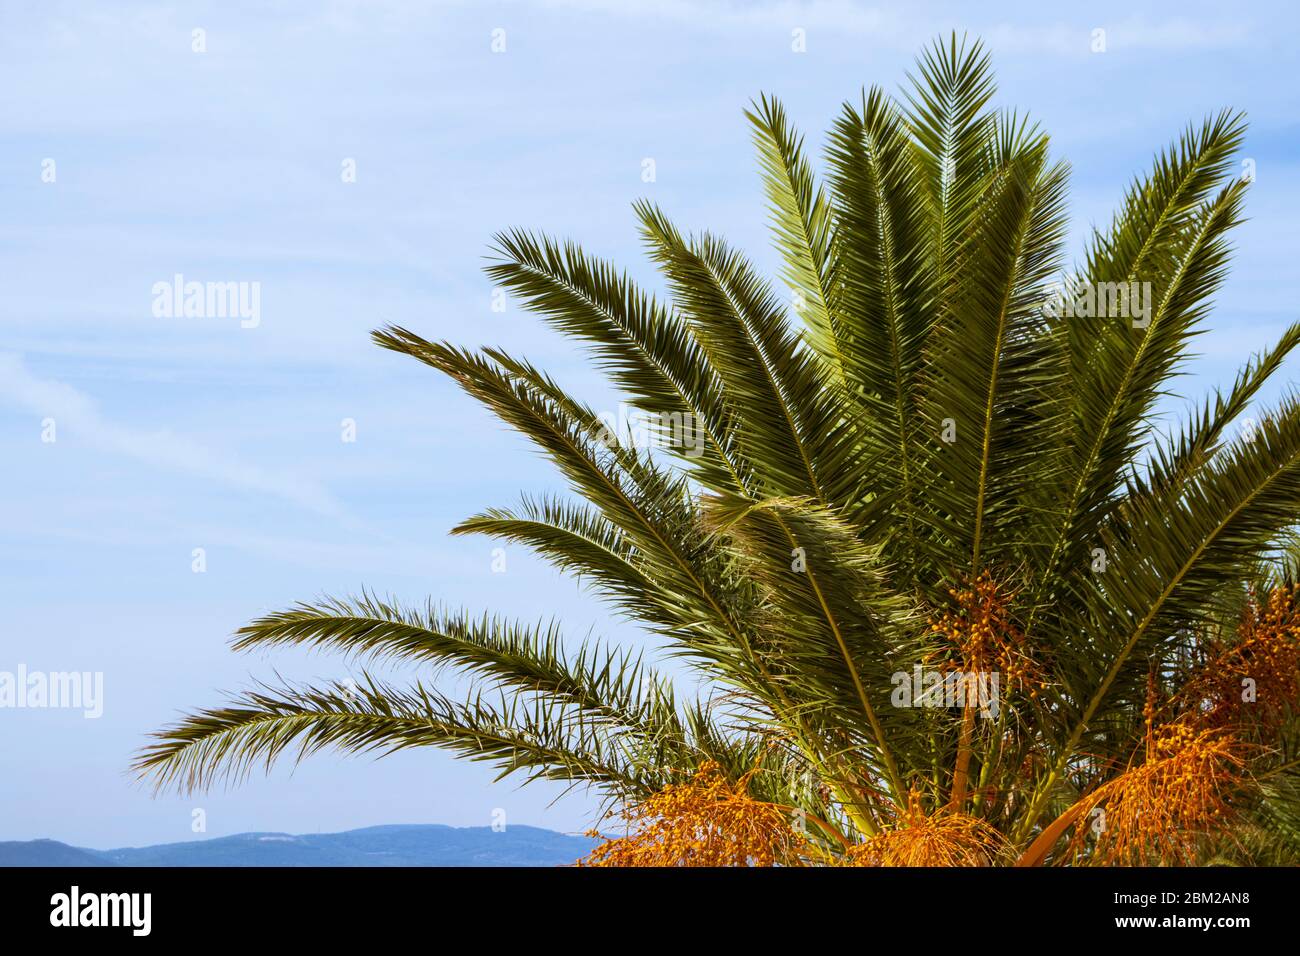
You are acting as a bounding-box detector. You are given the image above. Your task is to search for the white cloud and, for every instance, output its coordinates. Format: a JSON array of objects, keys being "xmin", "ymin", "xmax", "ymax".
[
  {"xmin": 529, "ymin": 0, "xmax": 1252, "ymax": 54},
  {"xmin": 0, "ymin": 352, "xmax": 345, "ymax": 518}
]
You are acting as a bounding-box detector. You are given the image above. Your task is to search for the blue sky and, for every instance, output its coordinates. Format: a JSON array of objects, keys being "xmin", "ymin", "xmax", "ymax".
[{"xmin": 2, "ymin": 0, "xmax": 1298, "ymax": 848}]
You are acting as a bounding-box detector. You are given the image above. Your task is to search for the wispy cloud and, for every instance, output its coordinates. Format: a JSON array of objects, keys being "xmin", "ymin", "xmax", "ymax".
[
  {"xmin": 0, "ymin": 352, "xmax": 346, "ymax": 518},
  {"xmin": 527, "ymin": 0, "xmax": 1251, "ymax": 54}
]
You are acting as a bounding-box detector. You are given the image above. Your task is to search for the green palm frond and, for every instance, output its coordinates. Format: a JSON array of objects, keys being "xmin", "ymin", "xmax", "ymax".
[
  {"xmin": 920, "ymin": 116, "xmax": 1070, "ymax": 576},
  {"xmin": 747, "ymin": 93, "xmax": 842, "ymax": 374},
  {"xmin": 231, "ymin": 596, "xmax": 685, "ymax": 742},
  {"xmin": 1026, "ymin": 113, "xmax": 1249, "ymax": 626},
  {"xmin": 1132, "ymin": 319, "xmax": 1300, "ymax": 504},
  {"xmin": 484, "ymin": 230, "xmax": 746, "ymax": 491},
  {"xmin": 822, "ymin": 86, "xmax": 934, "ymax": 574},
  {"xmin": 635, "ymin": 201, "xmax": 864, "ymax": 507},
  {"xmin": 135, "ymin": 676, "xmax": 678, "ymax": 798},
  {"xmin": 902, "ymin": 34, "xmax": 997, "ymax": 317},
  {"xmin": 141, "ymin": 34, "xmax": 1298, "ymax": 866}
]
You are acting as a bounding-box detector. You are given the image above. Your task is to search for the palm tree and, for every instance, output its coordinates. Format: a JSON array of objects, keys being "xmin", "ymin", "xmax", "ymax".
[{"xmin": 137, "ymin": 35, "xmax": 1300, "ymax": 866}]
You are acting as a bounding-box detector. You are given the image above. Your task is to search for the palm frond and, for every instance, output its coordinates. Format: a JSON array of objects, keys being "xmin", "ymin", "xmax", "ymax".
[
  {"xmin": 231, "ymin": 596, "xmax": 685, "ymax": 743},
  {"xmin": 136, "ymin": 676, "xmax": 664, "ymax": 799},
  {"xmin": 142, "ymin": 35, "xmax": 1299, "ymax": 868}
]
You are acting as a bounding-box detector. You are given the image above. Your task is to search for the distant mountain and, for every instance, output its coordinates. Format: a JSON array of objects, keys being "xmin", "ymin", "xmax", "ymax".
[
  {"xmin": 0, "ymin": 839, "xmax": 116, "ymax": 867},
  {"xmin": 0, "ymin": 824, "xmax": 597, "ymax": 867}
]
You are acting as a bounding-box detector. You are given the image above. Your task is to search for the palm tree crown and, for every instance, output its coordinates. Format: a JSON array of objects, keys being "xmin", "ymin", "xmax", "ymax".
[{"xmin": 138, "ymin": 35, "xmax": 1300, "ymax": 866}]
